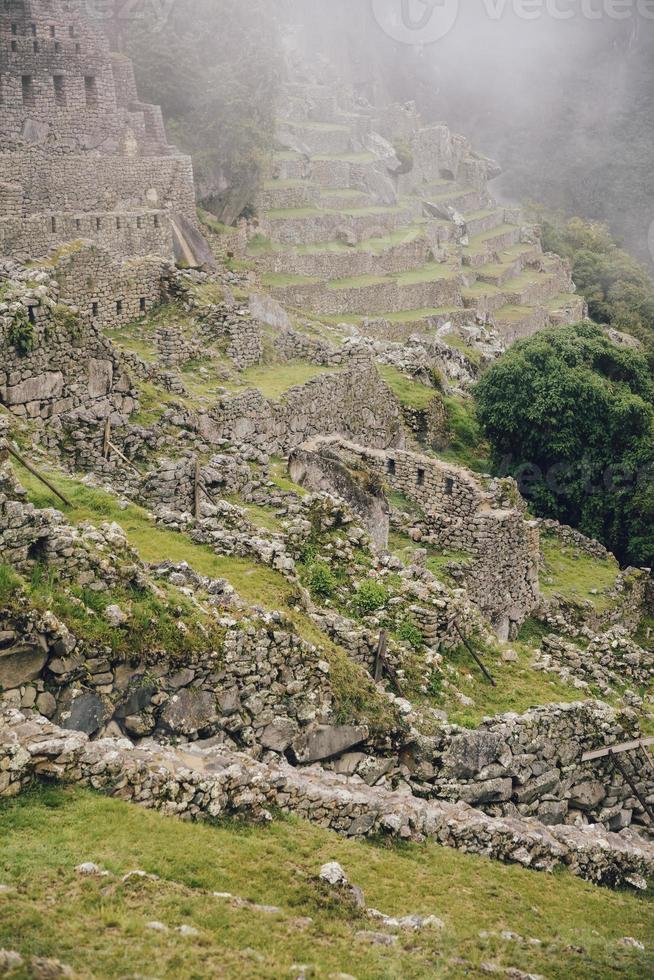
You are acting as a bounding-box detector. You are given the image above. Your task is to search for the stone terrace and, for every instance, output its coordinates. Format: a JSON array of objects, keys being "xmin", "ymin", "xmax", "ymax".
[{"xmin": 253, "ymin": 78, "xmax": 587, "ymax": 344}]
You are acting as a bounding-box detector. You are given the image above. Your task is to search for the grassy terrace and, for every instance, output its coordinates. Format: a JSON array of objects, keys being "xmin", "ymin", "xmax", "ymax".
[
  {"xmin": 224, "ymin": 361, "xmax": 341, "ymax": 400},
  {"xmin": 295, "ymin": 225, "xmax": 425, "ymax": 256},
  {"xmin": 327, "ymin": 263, "xmax": 459, "ymax": 292},
  {"xmin": 463, "ymin": 224, "xmax": 520, "ymax": 256},
  {"xmin": 540, "ymin": 533, "xmax": 620, "ymax": 611},
  {"xmin": 378, "ymin": 365, "xmax": 439, "ymax": 411},
  {"xmin": 11, "ymin": 462, "xmax": 395, "ymax": 732},
  {"xmin": 266, "ymin": 205, "xmax": 407, "ymax": 220},
  {"xmin": 3, "ymin": 787, "xmax": 652, "ymax": 980}
]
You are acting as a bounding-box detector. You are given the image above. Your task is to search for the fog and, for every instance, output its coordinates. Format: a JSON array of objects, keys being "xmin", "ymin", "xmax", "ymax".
[{"xmin": 281, "ymin": 0, "xmax": 654, "ymax": 264}]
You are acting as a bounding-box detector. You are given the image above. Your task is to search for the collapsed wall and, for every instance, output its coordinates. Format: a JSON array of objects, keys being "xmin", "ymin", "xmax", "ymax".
[
  {"xmin": 290, "ymin": 436, "xmax": 540, "ymax": 637},
  {"xmin": 0, "ymin": 266, "xmax": 136, "ymax": 418}
]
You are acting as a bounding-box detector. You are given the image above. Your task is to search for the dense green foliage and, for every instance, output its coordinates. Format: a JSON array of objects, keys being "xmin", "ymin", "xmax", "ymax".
[
  {"xmin": 124, "ymin": 0, "xmax": 281, "ymax": 223},
  {"xmin": 475, "ymin": 324, "xmax": 654, "ymax": 568},
  {"xmin": 529, "ymin": 209, "xmax": 654, "ymax": 360}
]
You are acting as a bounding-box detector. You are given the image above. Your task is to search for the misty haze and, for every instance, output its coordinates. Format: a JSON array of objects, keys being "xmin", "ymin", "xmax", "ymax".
[{"xmin": 0, "ymin": 2, "xmax": 653, "ymax": 977}]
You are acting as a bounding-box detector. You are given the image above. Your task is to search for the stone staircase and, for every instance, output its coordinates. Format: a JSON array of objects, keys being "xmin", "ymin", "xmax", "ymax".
[{"xmin": 252, "ymin": 81, "xmax": 586, "ymax": 345}]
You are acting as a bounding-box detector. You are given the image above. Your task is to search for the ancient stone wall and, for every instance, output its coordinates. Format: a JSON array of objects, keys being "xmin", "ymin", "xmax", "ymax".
[
  {"xmin": 290, "ymin": 437, "xmax": 539, "ymax": 636},
  {"xmin": 52, "ymin": 243, "xmax": 167, "ymax": 329},
  {"xmin": 3, "ymin": 708, "xmax": 653, "ymax": 890},
  {"xmin": 194, "ymin": 366, "xmax": 405, "ymax": 455},
  {"xmin": 0, "ymin": 268, "xmax": 135, "ymax": 418}
]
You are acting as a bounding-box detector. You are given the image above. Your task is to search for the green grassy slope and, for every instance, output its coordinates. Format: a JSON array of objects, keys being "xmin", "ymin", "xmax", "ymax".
[{"xmin": 1, "ymin": 787, "xmax": 652, "ymax": 980}]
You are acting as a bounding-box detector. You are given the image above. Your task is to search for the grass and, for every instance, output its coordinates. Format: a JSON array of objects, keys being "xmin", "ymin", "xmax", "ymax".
[
  {"xmin": 226, "ymin": 361, "xmax": 340, "ymax": 401},
  {"xmin": 2, "ymin": 564, "xmax": 222, "ymax": 665},
  {"xmin": 377, "ymin": 365, "xmax": 439, "ymax": 411},
  {"xmin": 1, "ymin": 786, "xmax": 652, "ymax": 980},
  {"xmin": 437, "ymin": 641, "xmax": 598, "ymax": 728},
  {"xmin": 261, "ymin": 272, "xmax": 320, "ymax": 289},
  {"xmin": 11, "ymin": 464, "xmax": 392, "ymax": 731},
  {"xmin": 438, "ymin": 396, "xmax": 491, "ymax": 473},
  {"xmin": 440, "ymin": 332, "xmax": 484, "ymax": 367},
  {"xmin": 391, "ymin": 262, "xmax": 459, "ymax": 285},
  {"xmin": 539, "ymin": 534, "xmax": 620, "ymax": 611}
]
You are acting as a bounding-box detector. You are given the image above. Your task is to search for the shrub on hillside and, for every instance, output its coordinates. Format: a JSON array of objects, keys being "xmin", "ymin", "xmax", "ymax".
[
  {"xmin": 352, "ymin": 580, "xmax": 389, "ymax": 616},
  {"xmin": 475, "ymin": 322, "xmax": 654, "ymax": 569}
]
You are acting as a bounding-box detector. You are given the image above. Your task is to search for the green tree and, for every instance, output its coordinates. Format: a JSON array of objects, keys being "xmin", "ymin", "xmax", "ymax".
[{"xmin": 475, "ymin": 323, "xmax": 654, "ymax": 568}]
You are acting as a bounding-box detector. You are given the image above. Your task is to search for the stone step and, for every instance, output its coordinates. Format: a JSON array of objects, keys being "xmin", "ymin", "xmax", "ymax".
[
  {"xmin": 462, "ymin": 224, "xmax": 523, "ymax": 266},
  {"xmin": 319, "ymin": 187, "xmax": 373, "ymax": 210},
  {"xmin": 475, "ymin": 245, "xmax": 543, "ymax": 287},
  {"xmin": 493, "ymin": 303, "xmax": 549, "ymax": 342},
  {"xmin": 261, "ymin": 204, "xmax": 414, "ymax": 246},
  {"xmin": 310, "ymin": 154, "xmax": 379, "ymax": 188},
  {"xmin": 464, "ymin": 208, "xmax": 508, "ymax": 239},
  {"xmin": 278, "ymin": 119, "xmax": 354, "ymax": 156},
  {"xmin": 421, "ymin": 184, "xmax": 488, "ymax": 215},
  {"xmin": 346, "ymin": 307, "xmax": 476, "ymax": 343},
  {"xmin": 546, "ymin": 292, "xmax": 587, "ymax": 326},
  {"xmin": 265, "ymin": 263, "xmax": 463, "ymax": 317},
  {"xmin": 255, "ymin": 229, "xmax": 431, "ymax": 280},
  {"xmin": 259, "ymin": 180, "xmax": 321, "ymax": 211}
]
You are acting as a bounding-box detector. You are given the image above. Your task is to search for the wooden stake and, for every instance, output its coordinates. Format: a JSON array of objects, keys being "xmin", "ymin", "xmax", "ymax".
[
  {"xmin": 102, "ymin": 417, "xmax": 111, "ymax": 459},
  {"xmin": 454, "ymin": 624, "xmax": 496, "ymax": 687},
  {"xmin": 106, "ymin": 440, "xmax": 141, "ymax": 476},
  {"xmin": 194, "ymin": 456, "xmax": 201, "ymax": 518},
  {"xmin": 2, "ymin": 440, "xmax": 72, "ymax": 508},
  {"xmin": 373, "ymin": 629, "xmax": 387, "ymax": 683}
]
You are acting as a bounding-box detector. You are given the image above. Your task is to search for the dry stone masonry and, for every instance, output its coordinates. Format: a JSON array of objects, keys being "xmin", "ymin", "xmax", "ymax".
[
  {"xmin": 2, "ymin": 708, "xmax": 653, "ymax": 892},
  {"xmin": 0, "ymin": 0, "xmax": 211, "ymax": 333}
]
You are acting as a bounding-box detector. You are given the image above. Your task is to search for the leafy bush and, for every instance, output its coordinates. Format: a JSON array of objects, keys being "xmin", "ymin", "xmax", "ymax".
[
  {"xmin": 307, "ymin": 562, "xmax": 336, "ymax": 600},
  {"xmin": 397, "ymin": 618, "xmax": 424, "ymax": 651},
  {"xmin": 475, "ymin": 322, "xmax": 654, "ymax": 568},
  {"xmin": 527, "ymin": 207, "xmax": 654, "ymax": 362},
  {"xmin": 7, "ymin": 309, "xmax": 34, "ymax": 356},
  {"xmin": 352, "ymin": 580, "xmax": 389, "ymax": 616}
]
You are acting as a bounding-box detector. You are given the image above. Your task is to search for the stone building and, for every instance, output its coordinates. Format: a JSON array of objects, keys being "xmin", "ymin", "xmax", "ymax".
[{"xmin": 0, "ymin": 0, "xmax": 209, "ymax": 325}]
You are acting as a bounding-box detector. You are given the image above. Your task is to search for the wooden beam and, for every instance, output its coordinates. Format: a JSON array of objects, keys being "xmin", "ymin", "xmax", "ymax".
[
  {"xmin": 373, "ymin": 630, "xmax": 387, "ymax": 683},
  {"xmin": 106, "ymin": 440, "xmax": 141, "ymax": 476},
  {"xmin": 1, "ymin": 439, "xmax": 72, "ymax": 508},
  {"xmin": 102, "ymin": 417, "xmax": 111, "ymax": 459},
  {"xmin": 454, "ymin": 624, "xmax": 496, "ymax": 687},
  {"xmin": 193, "ymin": 456, "xmax": 201, "ymax": 519},
  {"xmin": 582, "ymin": 736, "xmax": 654, "ymax": 762},
  {"xmin": 608, "ymin": 752, "xmax": 654, "ymax": 826}
]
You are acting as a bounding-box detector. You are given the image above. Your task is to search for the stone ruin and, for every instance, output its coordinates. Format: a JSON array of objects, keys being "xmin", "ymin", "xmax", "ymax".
[
  {"xmin": 0, "ymin": 0, "xmax": 212, "ymax": 327},
  {"xmin": 290, "ymin": 436, "xmax": 540, "ymax": 638}
]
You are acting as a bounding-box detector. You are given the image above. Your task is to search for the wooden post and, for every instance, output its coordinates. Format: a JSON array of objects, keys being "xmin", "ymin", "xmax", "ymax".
[
  {"xmin": 106, "ymin": 440, "xmax": 141, "ymax": 476},
  {"xmin": 373, "ymin": 630, "xmax": 387, "ymax": 683},
  {"xmin": 609, "ymin": 751, "xmax": 654, "ymax": 826},
  {"xmin": 102, "ymin": 417, "xmax": 111, "ymax": 459},
  {"xmin": 193, "ymin": 456, "xmax": 201, "ymax": 519},
  {"xmin": 2, "ymin": 439, "xmax": 72, "ymax": 508},
  {"xmin": 454, "ymin": 625, "xmax": 496, "ymax": 687}
]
